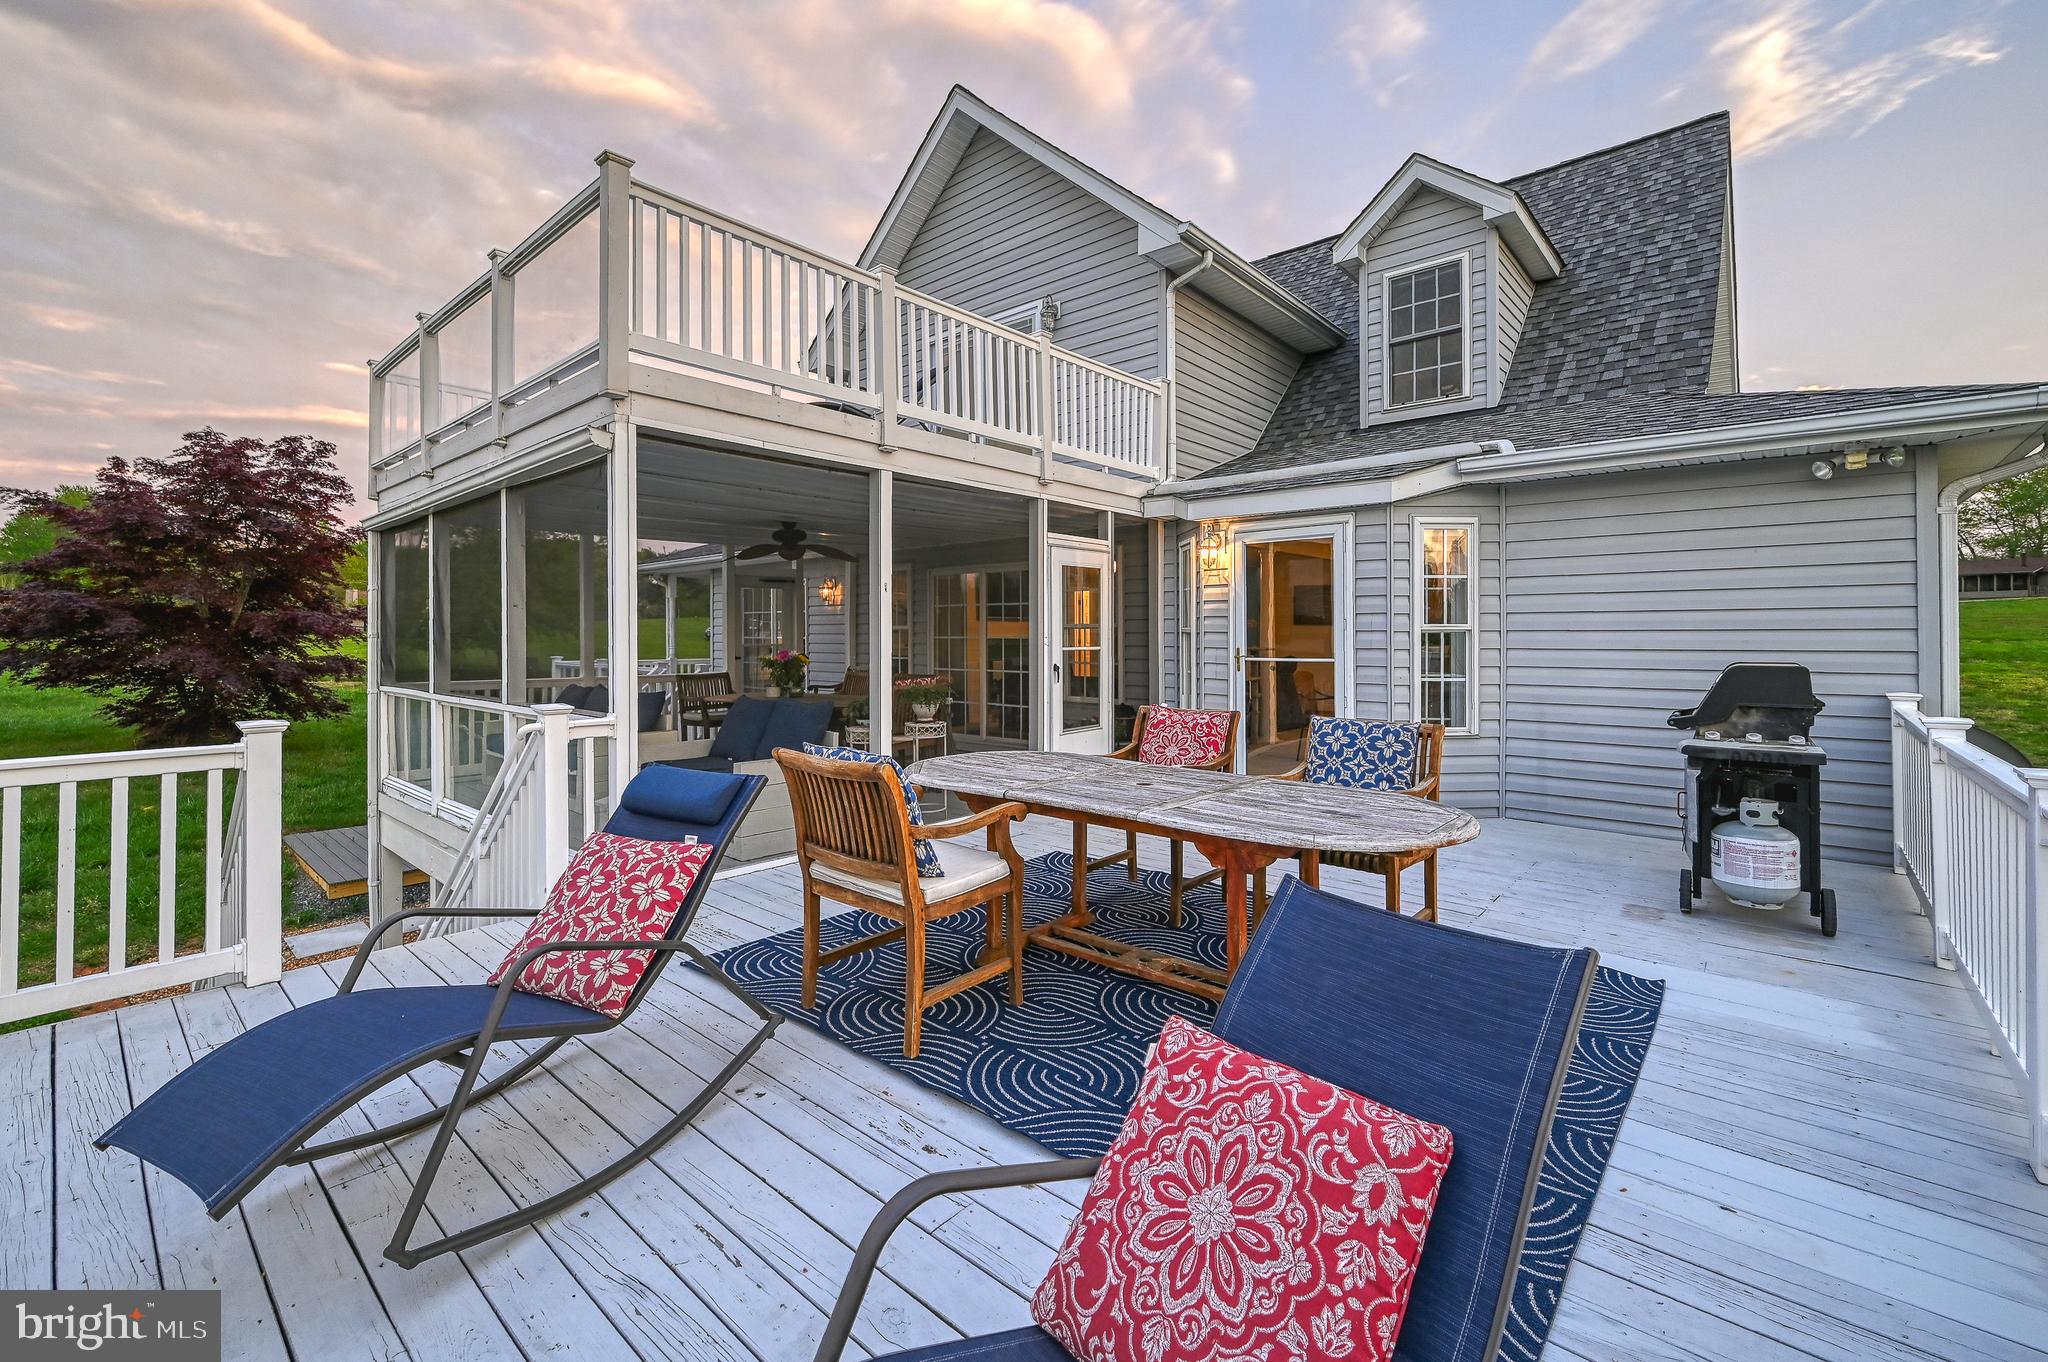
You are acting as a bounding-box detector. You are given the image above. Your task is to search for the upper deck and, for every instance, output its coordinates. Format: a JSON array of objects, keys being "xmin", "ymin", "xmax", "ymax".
[{"xmin": 367, "ymin": 152, "xmax": 1165, "ymax": 516}]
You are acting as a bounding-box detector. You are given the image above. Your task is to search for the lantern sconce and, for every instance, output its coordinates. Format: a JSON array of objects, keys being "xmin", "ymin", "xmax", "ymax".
[
  {"xmin": 817, "ymin": 576, "xmax": 846, "ymax": 609},
  {"xmin": 1197, "ymin": 524, "xmax": 1227, "ymax": 581}
]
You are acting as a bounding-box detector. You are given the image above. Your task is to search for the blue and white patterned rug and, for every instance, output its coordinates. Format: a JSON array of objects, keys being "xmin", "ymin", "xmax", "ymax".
[{"xmin": 709, "ymin": 852, "xmax": 1662, "ymax": 1362}]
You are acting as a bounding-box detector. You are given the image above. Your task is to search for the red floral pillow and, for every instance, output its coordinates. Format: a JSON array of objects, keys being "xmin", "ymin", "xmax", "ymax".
[
  {"xmin": 1032, "ymin": 1016, "xmax": 1452, "ymax": 1362},
  {"xmin": 487, "ymin": 833, "xmax": 713, "ymax": 1018},
  {"xmin": 1137, "ymin": 706, "xmax": 1234, "ymax": 766}
]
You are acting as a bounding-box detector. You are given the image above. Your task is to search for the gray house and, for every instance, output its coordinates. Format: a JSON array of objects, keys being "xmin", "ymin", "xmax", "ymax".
[{"xmin": 361, "ymin": 87, "xmax": 2047, "ymax": 905}]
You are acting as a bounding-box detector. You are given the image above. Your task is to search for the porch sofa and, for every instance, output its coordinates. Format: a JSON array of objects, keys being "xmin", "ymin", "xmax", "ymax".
[{"xmin": 641, "ymin": 695, "xmax": 834, "ymax": 860}]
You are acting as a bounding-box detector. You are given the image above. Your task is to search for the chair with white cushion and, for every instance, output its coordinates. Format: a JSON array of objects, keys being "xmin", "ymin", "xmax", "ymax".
[{"xmin": 776, "ymin": 747, "xmax": 1027, "ymax": 1057}]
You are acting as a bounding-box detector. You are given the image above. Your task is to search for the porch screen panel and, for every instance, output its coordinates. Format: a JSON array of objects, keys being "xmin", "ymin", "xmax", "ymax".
[
  {"xmin": 380, "ymin": 520, "xmax": 431, "ymax": 787},
  {"xmin": 435, "ymin": 495, "xmax": 503, "ymax": 700},
  {"xmin": 515, "ymin": 463, "xmax": 608, "ymax": 700}
]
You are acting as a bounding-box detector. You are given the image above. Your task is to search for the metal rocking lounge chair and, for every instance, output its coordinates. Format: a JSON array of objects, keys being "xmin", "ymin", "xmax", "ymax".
[
  {"xmin": 97, "ymin": 765, "xmax": 774, "ymax": 1269},
  {"xmin": 812, "ymin": 875, "xmax": 1599, "ymax": 1362}
]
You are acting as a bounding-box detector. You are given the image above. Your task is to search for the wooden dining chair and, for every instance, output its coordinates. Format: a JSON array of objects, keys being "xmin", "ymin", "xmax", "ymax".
[
  {"xmin": 1095, "ymin": 704, "xmax": 1241, "ymax": 928},
  {"xmin": 674, "ymin": 670, "xmax": 735, "ymax": 737},
  {"xmin": 776, "ymin": 749, "xmax": 1028, "ymax": 1057},
  {"xmin": 1273, "ymin": 717, "xmax": 1448, "ymax": 921}
]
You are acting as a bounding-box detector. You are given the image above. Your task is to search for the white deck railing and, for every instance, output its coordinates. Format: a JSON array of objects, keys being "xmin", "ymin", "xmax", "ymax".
[
  {"xmin": 430, "ymin": 705, "xmax": 615, "ymax": 932},
  {"xmin": 369, "ymin": 159, "xmax": 1164, "ymax": 487},
  {"xmin": 1889, "ymin": 694, "xmax": 2048, "ymax": 1182},
  {"xmin": 0, "ymin": 721, "xmax": 285, "ymax": 1024}
]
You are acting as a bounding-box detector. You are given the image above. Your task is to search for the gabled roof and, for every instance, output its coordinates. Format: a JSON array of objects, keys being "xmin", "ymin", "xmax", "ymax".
[
  {"xmin": 1331, "ymin": 154, "xmax": 1563, "ymax": 281},
  {"xmin": 1203, "ymin": 112, "xmax": 1744, "ymax": 481},
  {"xmin": 860, "ymin": 86, "xmax": 1344, "ymax": 353}
]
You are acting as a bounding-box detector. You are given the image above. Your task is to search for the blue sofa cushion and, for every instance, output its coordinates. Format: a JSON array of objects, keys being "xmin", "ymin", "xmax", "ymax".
[
  {"xmin": 657, "ymin": 756, "xmax": 735, "ymax": 774},
  {"xmin": 1303, "ymin": 716, "xmax": 1419, "ymax": 791},
  {"xmin": 554, "ymin": 683, "xmax": 592, "ymax": 711},
  {"xmin": 756, "ymin": 698, "xmax": 833, "ymax": 759},
  {"xmin": 583, "ymin": 684, "xmax": 611, "ymax": 716},
  {"xmin": 711, "ymin": 695, "xmax": 774, "ymax": 760},
  {"xmin": 1213, "ymin": 879, "xmax": 1594, "ymax": 1362},
  {"xmin": 638, "ymin": 690, "xmax": 668, "ymax": 733}
]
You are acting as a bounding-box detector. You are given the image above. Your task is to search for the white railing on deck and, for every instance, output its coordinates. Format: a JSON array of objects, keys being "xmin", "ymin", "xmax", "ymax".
[
  {"xmin": 1889, "ymin": 694, "xmax": 2048, "ymax": 1183},
  {"xmin": 427, "ymin": 705, "xmax": 616, "ymax": 934},
  {"xmin": 0, "ymin": 720, "xmax": 284, "ymax": 1025}
]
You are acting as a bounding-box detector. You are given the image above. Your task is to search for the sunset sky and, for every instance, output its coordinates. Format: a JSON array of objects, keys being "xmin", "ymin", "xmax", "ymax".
[{"xmin": 1, "ymin": 0, "xmax": 2040, "ymax": 510}]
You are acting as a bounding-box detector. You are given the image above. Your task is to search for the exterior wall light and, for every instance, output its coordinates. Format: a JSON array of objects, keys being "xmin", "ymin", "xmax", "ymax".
[
  {"xmin": 1810, "ymin": 460, "xmax": 1835, "ymax": 480},
  {"xmin": 818, "ymin": 576, "xmax": 845, "ymax": 609},
  {"xmin": 1198, "ymin": 524, "xmax": 1227, "ymax": 580}
]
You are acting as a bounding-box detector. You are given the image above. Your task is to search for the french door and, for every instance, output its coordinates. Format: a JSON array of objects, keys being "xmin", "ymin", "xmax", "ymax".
[
  {"xmin": 1047, "ymin": 541, "xmax": 1113, "ymax": 753},
  {"xmin": 1232, "ymin": 523, "xmax": 1349, "ymax": 775}
]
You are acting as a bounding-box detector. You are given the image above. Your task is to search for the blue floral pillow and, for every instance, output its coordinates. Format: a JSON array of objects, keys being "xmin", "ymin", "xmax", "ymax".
[
  {"xmin": 1302, "ymin": 718, "xmax": 1420, "ymax": 792},
  {"xmin": 801, "ymin": 743, "xmax": 944, "ymax": 878}
]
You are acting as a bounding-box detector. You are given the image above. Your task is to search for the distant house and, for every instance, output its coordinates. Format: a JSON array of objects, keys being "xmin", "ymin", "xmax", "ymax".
[
  {"xmin": 1959, "ymin": 556, "xmax": 2048, "ymax": 598},
  {"xmin": 358, "ymin": 86, "xmax": 2048, "ymax": 908}
]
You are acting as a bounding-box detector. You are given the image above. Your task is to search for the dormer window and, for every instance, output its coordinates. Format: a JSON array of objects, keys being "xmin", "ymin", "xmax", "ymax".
[{"xmin": 1386, "ymin": 256, "xmax": 1465, "ymax": 408}]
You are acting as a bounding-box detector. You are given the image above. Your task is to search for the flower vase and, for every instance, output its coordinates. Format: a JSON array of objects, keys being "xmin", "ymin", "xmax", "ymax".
[
  {"xmin": 911, "ymin": 701, "xmax": 939, "ymax": 722},
  {"xmin": 765, "ymin": 684, "xmax": 782, "ymax": 698}
]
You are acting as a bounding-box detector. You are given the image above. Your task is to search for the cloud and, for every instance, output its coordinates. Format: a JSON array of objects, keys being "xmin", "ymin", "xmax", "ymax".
[
  {"xmin": 1337, "ymin": 0, "xmax": 1429, "ymax": 98},
  {"xmin": 13, "ymin": 302, "xmax": 110, "ymax": 333},
  {"xmin": 1522, "ymin": 0, "xmax": 1671, "ymax": 85},
  {"xmin": 119, "ymin": 403, "xmax": 369, "ymax": 429},
  {"xmin": 1711, "ymin": 2, "xmax": 2003, "ymax": 157}
]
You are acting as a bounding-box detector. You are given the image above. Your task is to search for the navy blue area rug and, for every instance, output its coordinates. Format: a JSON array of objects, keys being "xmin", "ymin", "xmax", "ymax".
[{"xmin": 710, "ymin": 852, "xmax": 1662, "ymax": 1362}]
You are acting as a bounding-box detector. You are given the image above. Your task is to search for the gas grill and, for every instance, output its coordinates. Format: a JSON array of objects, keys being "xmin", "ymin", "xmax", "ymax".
[{"xmin": 1668, "ymin": 663, "xmax": 1836, "ymax": 937}]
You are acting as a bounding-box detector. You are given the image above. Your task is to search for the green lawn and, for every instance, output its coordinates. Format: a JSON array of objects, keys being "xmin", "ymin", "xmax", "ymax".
[
  {"xmin": 1, "ymin": 674, "xmax": 367, "ymax": 995},
  {"xmin": 1958, "ymin": 596, "xmax": 2048, "ymax": 765}
]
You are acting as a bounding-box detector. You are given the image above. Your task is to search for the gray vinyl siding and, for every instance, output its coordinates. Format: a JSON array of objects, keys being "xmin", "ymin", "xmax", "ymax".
[
  {"xmin": 801, "ymin": 559, "xmax": 849, "ymax": 684},
  {"xmin": 1171, "ymin": 289, "xmax": 1302, "ymax": 477},
  {"xmin": 1361, "ymin": 189, "xmax": 1492, "ymax": 425},
  {"xmin": 896, "ymin": 127, "xmax": 1164, "ymax": 379},
  {"xmin": 1493, "ymin": 242, "xmax": 1534, "ymax": 394},
  {"xmin": 1386, "ymin": 491, "xmax": 1506, "ymax": 818},
  {"xmin": 1501, "ymin": 456, "xmax": 1921, "ymax": 861},
  {"xmin": 1117, "ymin": 523, "xmax": 1152, "ymax": 706}
]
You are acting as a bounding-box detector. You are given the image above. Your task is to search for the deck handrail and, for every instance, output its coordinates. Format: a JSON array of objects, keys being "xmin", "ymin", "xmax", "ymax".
[
  {"xmin": 368, "ymin": 155, "xmax": 1165, "ymax": 490},
  {"xmin": 0, "ymin": 720, "xmax": 285, "ymax": 1025},
  {"xmin": 1889, "ymin": 693, "xmax": 2048, "ymax": 1182}
]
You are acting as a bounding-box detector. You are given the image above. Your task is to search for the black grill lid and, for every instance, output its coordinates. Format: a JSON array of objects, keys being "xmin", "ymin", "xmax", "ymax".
[{"xmin": 1667, "ymin": 663, "xmax": 1824, "ymax": 741}]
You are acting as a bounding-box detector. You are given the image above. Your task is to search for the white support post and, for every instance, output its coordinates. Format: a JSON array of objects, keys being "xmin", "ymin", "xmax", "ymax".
[
  {"xmin": 867, "ymin": 470, "xmax": 894, "ymax": 756},
  {"xmin": 721, "ymin": 553, "xmax": 741, "ymax": 681},
  {"xmin": 1103, "ymin": 509, "xmax": 1118, "ymax": 738},
  {"xmin": 488, "ymin": 247, "xmax": 513, "ymax": 443},
  {"xmin": 364, "ymin": 525, "xmax": 394, "ymax": 927},
  {"xmin": 595, "ymin": 150, "xmax": 637, "ymax": 398},
  {"xmin": 1886, "ymin": 692, "xmax": 1922, "ymax": 877},
  {"xmin": 2025, "ymin": 768, "xmax": 2048, "ymax": 1184},
  {"xmin": 606, "ymin": 413, "xmax": 640, "ymax": 784},
  {"xmin": 1923, "ymin": 716, "xmax": 1975, "ymax": 970},
  {"xmin": 662, "ymin": 576, "xmax": 677, "ymax": 669},
  {"xmin": 1149, "ymin": 519, "xmax": 1166, "ymax": 705},
  {"xmin": 416, "ymin": 312, "xmax": 441, "ymax": 466},
  {"xmin": 536, "ymin": 704, "xmax": 574, "ymax": 889},
  {"xmin": 875, "ymin": 267, "xmax": 901, "ymax": 452},
  {"xmin": 235, "ymin": 720, "xmax": 288, "ymax": 987},
  {"xmin": 1027, "ymin": 497, "xmax": 1048, "ymax": 750},
  {"xmin": 1033, "ymin": 327, "xmax": 1055, "ymax": 486}
]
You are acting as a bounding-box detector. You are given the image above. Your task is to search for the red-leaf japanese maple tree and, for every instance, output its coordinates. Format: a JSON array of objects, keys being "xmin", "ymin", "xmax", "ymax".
[{"xmin": 0, "ymin": 429, "xmax": 364, "ymax": 745}]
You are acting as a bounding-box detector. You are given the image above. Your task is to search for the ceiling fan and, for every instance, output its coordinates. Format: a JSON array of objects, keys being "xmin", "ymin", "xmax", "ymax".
[{"xmin": 735, "ymin": 521, "xmax": 855, "ymax": 563}]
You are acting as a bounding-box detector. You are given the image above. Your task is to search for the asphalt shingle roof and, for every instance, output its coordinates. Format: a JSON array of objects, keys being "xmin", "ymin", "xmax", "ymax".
[{"xmin": 1190, "ymin": 113, "xmax": 2039, "ymax": 488}]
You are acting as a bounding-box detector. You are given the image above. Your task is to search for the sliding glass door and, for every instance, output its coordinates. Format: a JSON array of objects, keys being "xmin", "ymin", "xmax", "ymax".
[{"xmin": 1233, "ymin": 524, "xmax": 1349, "ymax": 775}]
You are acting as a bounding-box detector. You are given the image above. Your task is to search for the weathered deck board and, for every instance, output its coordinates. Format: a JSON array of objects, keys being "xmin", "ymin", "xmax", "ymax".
[{"xmin": 6, "ymin": 814, "xmax": 2048, "ymax": 1362}]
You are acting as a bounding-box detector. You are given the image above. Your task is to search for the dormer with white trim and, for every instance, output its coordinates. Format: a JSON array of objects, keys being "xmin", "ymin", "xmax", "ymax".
[{"xmin": 1333, "ymin": 155, "xmax": 1563, "ymax": 427}]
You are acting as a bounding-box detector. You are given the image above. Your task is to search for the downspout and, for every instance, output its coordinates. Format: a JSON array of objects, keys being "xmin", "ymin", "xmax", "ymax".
[
  {"xmin": 1938, "ymin": 439, "xmax": 2048, "ymax": 712},
  {"xmin": 1160, "ymin": 251, "xmax": 1215, "ymax": 484}
]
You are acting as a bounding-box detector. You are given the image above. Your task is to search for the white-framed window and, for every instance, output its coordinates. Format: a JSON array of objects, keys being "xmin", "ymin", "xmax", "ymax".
[
  {"xmin": 891, "ymin": 561, "xmax": 911, "ymax": 674},
  {"xmin": 1385, "ymin": 255, "xmax": 1466, "ymax": 408},
  {"xmin": 1176, "ymin": 534, "xmax": 1197, "ymax": 705},
  {"xmin": 1414, "ymin": 518, "xmax": 1476, "ymax": 733}
]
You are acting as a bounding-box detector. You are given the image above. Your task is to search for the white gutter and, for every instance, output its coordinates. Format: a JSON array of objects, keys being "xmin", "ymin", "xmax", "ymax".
[
  {"xmin": 1159, "ymin": 250, "xmax": 1214, "ymax": 483},
  {"xmin": 1454, "ymin": 386, "xmax": 2048, "ymax": 482},
  {"xmin": 1938, "ymin": 440, "xmax": 2048, "ymax": 712},
  {"xmin": 1149, "ymin": 439, "xmax": 1513, "ymax": 503}
]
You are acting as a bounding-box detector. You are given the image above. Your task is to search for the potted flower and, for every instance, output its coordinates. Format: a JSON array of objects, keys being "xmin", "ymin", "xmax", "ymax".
[
  {"xmin": 895, "ymin": 674, "xmax": 952, "ymax": 723},
  {"xmin": 761, "ymin": 649, "xmax": 808, "ymax": 697}
]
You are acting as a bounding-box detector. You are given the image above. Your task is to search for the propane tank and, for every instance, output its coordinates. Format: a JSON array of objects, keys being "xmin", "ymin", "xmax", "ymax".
[{"xmin": 1710, "ymin": 797, "xmax": 1802, "ymax": 907}]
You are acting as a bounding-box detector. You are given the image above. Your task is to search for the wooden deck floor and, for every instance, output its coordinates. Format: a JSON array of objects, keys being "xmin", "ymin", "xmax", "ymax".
[{"xmin": 6, "ymin": 815, "xmax": 2047, "ymax": 1362}]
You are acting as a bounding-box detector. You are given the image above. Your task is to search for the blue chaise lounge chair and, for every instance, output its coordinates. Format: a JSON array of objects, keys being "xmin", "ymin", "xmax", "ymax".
[
  {"xmin": 813, "ymin": 874, "xmax": 1598, "ymax": 1362},
  {"xmin": 99, "ymin": 765, "xmax": 773, "ymax": 1268}
]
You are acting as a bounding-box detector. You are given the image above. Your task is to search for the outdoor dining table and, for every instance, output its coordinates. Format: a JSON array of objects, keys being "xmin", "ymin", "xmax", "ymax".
[{"xmin": 904, "ymin": 750, "xmax": 1481, "ymax": 1000}]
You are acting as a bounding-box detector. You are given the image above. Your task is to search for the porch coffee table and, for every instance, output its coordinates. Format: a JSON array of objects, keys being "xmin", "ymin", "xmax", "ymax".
[{"xmin": 905, "ymin": 750, "xmax": 1480, "ymax": 1000}]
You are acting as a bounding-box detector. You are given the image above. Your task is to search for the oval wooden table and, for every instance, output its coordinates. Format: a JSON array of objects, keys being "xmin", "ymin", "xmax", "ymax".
[{"xmin": 906, "ymin": 751, "xmax": 1481, "ymax": 1001}]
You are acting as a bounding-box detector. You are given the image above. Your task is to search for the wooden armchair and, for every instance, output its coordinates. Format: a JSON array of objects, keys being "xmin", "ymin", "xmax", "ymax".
[
  {"xmin": 673, "ymin": 669, "xmax": 736, "ymax": 738},
  {"xmin": 1094, "ymin": 704, "xmax": 1242, "ymax": 928},
  {"xmin": 777, "ymin": 749, "xmax": 1027, "ymax": 1057},
  {"xmin": 1274, "ymin": 718, "xmax": 1447, "ymax": 920}
]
